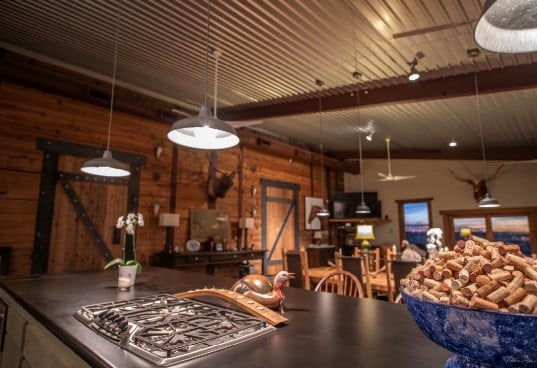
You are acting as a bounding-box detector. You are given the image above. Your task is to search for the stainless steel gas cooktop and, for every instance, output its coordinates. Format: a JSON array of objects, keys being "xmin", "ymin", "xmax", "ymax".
[{"xmin": 74, "ymin": 294, "xmax": 274, "ymax": 366}]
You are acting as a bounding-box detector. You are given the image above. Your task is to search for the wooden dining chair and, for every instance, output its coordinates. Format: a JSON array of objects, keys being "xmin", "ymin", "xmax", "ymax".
[
  {"xmin": 314, "ymin": 270, "xmax": 364, "ymax": 298},
  {"xmin": 282, "ymin": 248, "xmax": 310, "ymax": 290},
  {"xmin": 335, "ymin": 252, "xmax": 364, "ymax": 284},
  {"xmin": 361, "ymin": 253, "xmax": 373, "ymax": 298},
  {"xmin": 386, "ymin": 260, "xmax": 419, "ymax": 303}
]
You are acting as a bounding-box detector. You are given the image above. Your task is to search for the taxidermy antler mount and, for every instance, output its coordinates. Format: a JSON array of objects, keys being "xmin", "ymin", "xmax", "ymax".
[
  {"xmin": 448, "ymin": 164, "xmax": 504, "ymax": 203},
  {"xmin": 207, "ymin": 151, "xmax": 242, "ymax": 200}
]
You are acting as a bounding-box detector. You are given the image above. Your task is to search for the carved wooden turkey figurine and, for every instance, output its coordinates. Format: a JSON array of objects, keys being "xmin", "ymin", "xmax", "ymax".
[{"xmin": 231, "ymin": 271, "xmax": 294, "ymax": 313}]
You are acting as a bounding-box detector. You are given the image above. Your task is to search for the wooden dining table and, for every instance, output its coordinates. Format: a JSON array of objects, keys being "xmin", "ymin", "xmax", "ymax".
[{"xmin": 307, "ymin": 267, "xmax": 395, "ymax": 296}]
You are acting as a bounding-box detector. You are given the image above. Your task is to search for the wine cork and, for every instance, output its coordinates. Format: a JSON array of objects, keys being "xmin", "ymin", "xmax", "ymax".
[
  {"xmin": 446, "ymin": 260, "xmax": 463, "ymax": 272},
  {"xmin": 470, "ymin": 296, "xmax": 499, "ymax": 311},
  {"xmin": 422, "ymin": 291, "xmax": 439, "ymax": 302},
  {"xmin": 475, "ymin": 275, "xmax": 491, "ymax": 286},
  {"xmin": 489, "ymin": 256, "xmax": 504, "ymax": 269},
  {"xmin": 469, "ymin": 235, "xmax": 488, "ymax": 245},
  {"xmin": 489, "ymin": 270, "xmax": 512, "ymax": 282},
  {"xmin": 524, "ymin": 280, "xmax": 537, "ymax": 294},
  {"xmin": 459, "ymin": 269, "xmax": 470, "ymax": 284},
  {"xmin": 486, "ymin": 286, "xmax": 510, "ymax": 304},
  {"xmin": 518, "ymin": 294, "xmax": 537, "ymax": 314},
  {"xmin": 476, "ymin": 280, "xmax": 499, "ymax": 298},
  {"xmin": 451, "ymin": 294, "xmax": 470, "ymax": 307},
  {"xmin": 439, "ymin": 251, "xmax": 458, "ymax": 260},
  {"xmin": 441, "ymin": 268, "xmax": 453, "ymax": 279},
  {"xmin": 461, "ymin": 283, "xmax": 477, "ymax": 298},
  {"xmin": 523, "ymin": 266, "xmax": 537, "ymax": 281},
  {"xmin": 506, "ymin": 253, "xmax": 530, "ymax": 270},
  {"xmin": 506, "ymin": 275, "xmax": 525, "ymax": 293},
  {"xmin": 499, "ymin": 244, "xmax": 520, "ymax": 256},
  {"xmin": 423, "ymin": 278, "xmax": 441, "ymax": 290},
  {"xmin": 503, "ymin": 287, "xmax": 527, "ymax": 306}
]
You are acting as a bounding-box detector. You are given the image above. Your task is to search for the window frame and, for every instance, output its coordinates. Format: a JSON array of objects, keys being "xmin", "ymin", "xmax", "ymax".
[
  {"xmin": 395, "ymin": 198, "xmax": 433, "ymax": 246},
  {"xmin": 440, "ymin": 206, "xmax": 537, "ymax": 254}
]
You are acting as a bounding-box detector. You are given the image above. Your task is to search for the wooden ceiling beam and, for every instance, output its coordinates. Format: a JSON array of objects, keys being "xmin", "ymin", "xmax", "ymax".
[{"xmin": 219, "ymin": 64, "xmax": 537, "ymax": 121}]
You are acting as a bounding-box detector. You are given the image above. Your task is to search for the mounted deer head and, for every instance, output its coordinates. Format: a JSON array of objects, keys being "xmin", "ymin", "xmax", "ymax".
[
  {"xmin": 207, "ymin": 150, "xmax": 242, "ymax": 200},
  {"xmin": 448, "ymin": 164, "xmax": 504, "ymax": 203}
]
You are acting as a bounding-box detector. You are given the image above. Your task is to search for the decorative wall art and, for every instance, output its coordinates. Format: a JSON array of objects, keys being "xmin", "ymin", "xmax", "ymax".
[{"xmin": 305, "ymin": 196, "xmax": 323, "ymax": 230}]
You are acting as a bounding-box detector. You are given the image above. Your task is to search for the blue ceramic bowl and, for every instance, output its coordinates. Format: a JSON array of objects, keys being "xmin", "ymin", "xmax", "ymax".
[{"xmin": 402, "ymin": 289, "xmax": 537, "ymax": 368}]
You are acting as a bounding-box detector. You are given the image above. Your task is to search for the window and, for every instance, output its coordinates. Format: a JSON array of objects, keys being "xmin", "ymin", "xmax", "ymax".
[
  {"xmin": 396, "ymin": 198, "xmax": 433, "ymax": 249},
  {"xmin": 441, "ymin": 207, "xmax": 537, "ymax": 256}
]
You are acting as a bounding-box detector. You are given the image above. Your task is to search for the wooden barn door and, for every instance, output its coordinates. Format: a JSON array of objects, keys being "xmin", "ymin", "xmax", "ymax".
[
  {"xmin": 33, "ymin": 138, "xmax": 145, "ymax": 274},
  {"xmin": 261, "ymin": 179, "xmax": 299, "ymax": 275},
  {"xmin": 48, "ymin": 156, "xmax": 128, "ymax": 273}
]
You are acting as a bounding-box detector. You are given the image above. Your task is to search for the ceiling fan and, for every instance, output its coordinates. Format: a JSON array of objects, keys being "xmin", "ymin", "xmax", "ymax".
[
  {"xmin": 392, "ymin": 19, "xmax": 476, "ymax": 39},
  {"xmin": 501, "ymin": 159, "xmax": 537, "ymax": 165},
  {"xmin": 377, "ymin": 138, "xmax": 416, "ymax": 182}
]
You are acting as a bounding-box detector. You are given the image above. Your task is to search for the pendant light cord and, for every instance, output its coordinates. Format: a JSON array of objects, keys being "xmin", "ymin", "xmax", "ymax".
[
  {"xmin": 203, "ymin": 0, "xmax": 212, "ymax": 108},
  {"xmin": 319, "ymin": 86, "xmax": 324, "ymax": 204},
  {"xmin": 106, "ymin": 0, "xmax": 122, "ymax": 151},
  {"xmin": 474, "ymin": 66, "xmax": 489, "ymax": 187}
]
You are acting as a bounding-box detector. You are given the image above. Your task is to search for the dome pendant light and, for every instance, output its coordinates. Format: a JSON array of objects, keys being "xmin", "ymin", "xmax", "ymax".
[
  {"xmin": 81, "ymin": 0, "xmax": 129, "ymax": 178},
  {"xmin": 353, "ymin": 73, "xmax": 370, "ymax": 215},
  {"xmin": 474, "ymin": 0, "xmax": 537, "ymax": 54},
  {"xmin": 316, "ymin": 79, "xmax": 330, "ymax": 218},
  {"xmin": 470, "ymin": 50, "xmax": 500, "ymax": 208},
  {"xmin": 167, "ymin": 1, "xmax": 239, "ymax": 150}
]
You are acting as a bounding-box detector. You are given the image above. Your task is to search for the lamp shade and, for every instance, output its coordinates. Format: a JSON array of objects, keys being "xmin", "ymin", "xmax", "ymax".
[
  {"xmin": 168, "ymin": 105, "xmax": 239, "ymax": 150},
  {"xmin": 158, "ymin": 213, "xmax": 180, "ymax": 227},
  {"xmin": 355, "ymin": 224, "xmax": 375, "ymax": 240},
  {"xmin": 313, "ymin": 231, "xmax": 323, "ymax": 240},
  {"xmin": 81, "ymin": 150, "xmax": 130, "ymax": 177},
  {"xmin": 355, "ymin": 201, "xmax": 371, "ymax": 214},
  {"xmin": 474, "ymin": 0, "xmax": 537, "ymax": 53},
  {"xmin": 479, "ymin": 193, "xmax": 501, "ymax": 208},
  {"xmin": 239, "ymin": 217, "xmax": 255, "ymax": 229}
]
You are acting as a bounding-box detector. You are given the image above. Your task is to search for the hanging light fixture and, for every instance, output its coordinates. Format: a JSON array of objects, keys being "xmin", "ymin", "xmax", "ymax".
[
  {"xmin": 316, "ymin": 79, "xmax": 330, "ymax": 218},
  {"xmin": 352, "ymin": 72, "xmax": 371, "ymax": 215},
  {"xmin": 408, "ymin": 58, "xmax": 420, "ymax": 81},
  {"xmin": 469, "ymin": 49, "xmax": 500, "ymax": 208},
  {"xmin": 474, "ymin": 0, "xmax": 537, "ymax": 54},
  {"xmin": 167, "ymin": 1, "xmax": 239, "ymax": 150},
  {"xmin": 81, "ymin": 0, "xmax": 129, "ymax": 177}
]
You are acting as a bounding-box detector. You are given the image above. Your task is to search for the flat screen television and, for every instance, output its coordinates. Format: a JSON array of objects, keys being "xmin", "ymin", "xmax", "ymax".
[{"xmin": 331, "ymin": 192, "xmax": 381, "ymax": 219}]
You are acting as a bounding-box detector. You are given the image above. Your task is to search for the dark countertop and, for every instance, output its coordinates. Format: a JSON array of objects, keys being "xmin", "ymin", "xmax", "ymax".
[{"xmin": 0, "ymin": 267, "xmax": 452, "ymax": 367}]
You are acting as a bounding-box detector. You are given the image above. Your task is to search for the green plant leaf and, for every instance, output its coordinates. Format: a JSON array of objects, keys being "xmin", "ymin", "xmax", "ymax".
[
  {"xmin": 103, "ymin": 258, "xmax": 126, "ymax": 270},
  {"xmin": 125, "ymin": 260, "xmax": 142, "ymax": 274}
]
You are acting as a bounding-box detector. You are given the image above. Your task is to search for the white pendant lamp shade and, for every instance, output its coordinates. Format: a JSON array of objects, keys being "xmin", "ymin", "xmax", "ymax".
[
  {"xmin": 355, "ymin": 201, "xmax": 371, "ymax": 214},
  {"xmin": 81, "ymin": 150, "xmax": 130, "ymax": 177},
  {"xmin": 317, "ymin": 207, "xmax": 330, "ymax": 217},
  {"xmin": 474, "ymin": 0, "xmax": 537, "ymax": 53},
  {"xmin": 167, "ymin": 1, "xmax": 239, "ymax": 150},
  {"xmin": 168, "ymin": 105, "xmax": 239, "ymax": 150},
  {"xmin": 81, "ymin": 0, "xmax": 129, "ymax": 178},
  {"xmin": 479, "ymin": 193, "xmax": 501, "ymax": 208}
]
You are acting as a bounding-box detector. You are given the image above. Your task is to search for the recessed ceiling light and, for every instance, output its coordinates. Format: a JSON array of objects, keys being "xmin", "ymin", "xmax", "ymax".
[{"xmin": 448, "ymin": 140, "xmax": 458, "ymax": 147}]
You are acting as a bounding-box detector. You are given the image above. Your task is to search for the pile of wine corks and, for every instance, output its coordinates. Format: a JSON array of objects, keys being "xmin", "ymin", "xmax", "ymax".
[{"xmin": 401, "ymin": 235, "xmax": 537, "ymax": 314}]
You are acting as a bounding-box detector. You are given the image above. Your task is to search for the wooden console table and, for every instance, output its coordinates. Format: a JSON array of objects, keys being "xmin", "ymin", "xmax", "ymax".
[{"xmin": 159, "ymin": 250, "xmax": 266, "ymax": 275}]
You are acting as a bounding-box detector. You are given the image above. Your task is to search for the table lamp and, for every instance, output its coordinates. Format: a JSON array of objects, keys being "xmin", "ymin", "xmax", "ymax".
[
  {"xmin": 239, "ymin": 217, "xmax": 254, "ymax": 250},
  {"xmin": 159, "ymin": 213, "xmax": 180, "ymax": 253},
  {"xmin": 313, "ymin": 231, "xmax": 323, "ymax": 245},
  {"xmin": 460, "ymin": 227, "xmax": 472, "ymax": 240},
  {"xmin": 356, "ymin": 224, "xmax": 375, "ymax": 250}
]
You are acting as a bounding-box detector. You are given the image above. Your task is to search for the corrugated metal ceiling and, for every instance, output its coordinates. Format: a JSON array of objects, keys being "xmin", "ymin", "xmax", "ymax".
[{"xmin": 0, "ymin": 0, "xmax": 536, "ymax": 159}]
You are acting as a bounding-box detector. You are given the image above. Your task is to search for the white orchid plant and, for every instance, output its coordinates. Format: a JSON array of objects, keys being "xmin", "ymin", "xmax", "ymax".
[{"xmin": 104, "ymin": 213, "xmax": 144, "ymax": 274}]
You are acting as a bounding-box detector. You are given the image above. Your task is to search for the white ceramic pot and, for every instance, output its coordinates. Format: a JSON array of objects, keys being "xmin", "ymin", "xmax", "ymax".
[{"xmin": 118, "ymin": 265, "xmax": 138, "ymax": 286}]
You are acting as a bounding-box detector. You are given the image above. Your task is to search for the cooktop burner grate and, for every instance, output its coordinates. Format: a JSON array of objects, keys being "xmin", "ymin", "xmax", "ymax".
[{"xmin": 74, "ymin": 294, "xmax": 275, "ymax": 366}]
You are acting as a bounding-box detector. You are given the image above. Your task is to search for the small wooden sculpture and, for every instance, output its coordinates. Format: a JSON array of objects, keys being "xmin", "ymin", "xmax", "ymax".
[{"xmin": 231, "ymin": 271, "xmax": 294, "ymax": 313}]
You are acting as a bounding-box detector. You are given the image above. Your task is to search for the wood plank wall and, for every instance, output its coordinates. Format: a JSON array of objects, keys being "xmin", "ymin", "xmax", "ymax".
[{"xmin": 0, "ymin": 82, "xmax": 342, "ymax": 276}]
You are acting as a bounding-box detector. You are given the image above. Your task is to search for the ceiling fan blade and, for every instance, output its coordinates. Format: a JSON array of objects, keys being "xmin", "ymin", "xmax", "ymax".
[
  {"xmin": 393, "ymin": 20, "xmax": 476, "ymax": 39},
  {"xmin": 392, "ymin": 175, "xmax": 417, "ymax": 181},
  {"xmin": 502, "ymin": 159, "xmax": 537, "ymax": 165},
  {"xmin": 377, "ymin": 172, "xmax": 388, "ymax": 178}
]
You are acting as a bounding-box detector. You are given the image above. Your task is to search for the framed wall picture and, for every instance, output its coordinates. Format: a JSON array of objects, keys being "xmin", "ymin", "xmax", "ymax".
[{"xmin": 305, "ymin": 196, "xmax": 323, "ymax": 230}]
